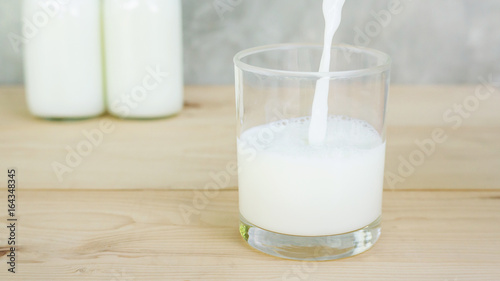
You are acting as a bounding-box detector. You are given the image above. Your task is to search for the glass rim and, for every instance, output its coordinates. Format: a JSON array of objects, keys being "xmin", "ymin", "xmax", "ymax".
[{"xmin": 233, "ymin": 43, "xmax": 392, "ymax": 78}]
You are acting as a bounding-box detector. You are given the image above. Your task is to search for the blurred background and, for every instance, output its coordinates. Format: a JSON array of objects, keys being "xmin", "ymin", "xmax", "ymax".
[{"xmin": 1, "ymin": 0, "xmax": 499, "ymax": 85}]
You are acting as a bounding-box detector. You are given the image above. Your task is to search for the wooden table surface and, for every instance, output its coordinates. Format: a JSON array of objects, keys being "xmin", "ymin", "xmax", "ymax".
[{"xmin": 0, "ymin": 85, "xmax": 499, "ymax": 280}]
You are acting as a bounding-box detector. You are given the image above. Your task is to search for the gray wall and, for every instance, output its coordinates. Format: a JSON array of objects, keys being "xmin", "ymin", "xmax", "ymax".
[{"xmin": 1, "ymin": 0, "xmax": 500, "ymax": 85}]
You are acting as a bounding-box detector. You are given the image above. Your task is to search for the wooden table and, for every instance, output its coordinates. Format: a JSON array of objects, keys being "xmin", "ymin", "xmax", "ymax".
[{"xmin": 0, "ymin": 85, "xmax": 499, "ymax": 280}]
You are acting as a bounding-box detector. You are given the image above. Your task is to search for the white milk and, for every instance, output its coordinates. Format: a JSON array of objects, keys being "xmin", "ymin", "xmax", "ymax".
[
  {"xmin": 238, "ymin": 116, "xmax": 385, "ymax": 236},
  {"xmin": 104, "ymin": 0, "xmax": 183, "ymax": 118},
  {"xmin": 308, "ymin": 0, "xmax": 346, "ymax": 145},
  {"xmin": 23, "ymin": 0, "xmax": 104, "ymax": 119}
]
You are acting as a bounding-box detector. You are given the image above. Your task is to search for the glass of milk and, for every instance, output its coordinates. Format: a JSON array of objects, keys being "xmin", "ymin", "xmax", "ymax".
[{"xmin": 234, "ymin": 44, "xmax": 391, "ymax": 260}]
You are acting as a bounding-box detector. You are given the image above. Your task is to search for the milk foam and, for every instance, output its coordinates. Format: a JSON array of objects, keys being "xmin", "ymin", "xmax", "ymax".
[{"xmin": 242, "ymin": 115, "xmax": 382, "ymax": 159}]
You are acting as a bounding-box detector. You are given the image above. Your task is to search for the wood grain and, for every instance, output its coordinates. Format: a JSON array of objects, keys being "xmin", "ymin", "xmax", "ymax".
[
  {"xmin": 0, "ymin": 85, "xmax": 499, "ymax": 190},
  {"xmin": 0, "ymin": 189, "xmax": 499, "ymax": 280}
]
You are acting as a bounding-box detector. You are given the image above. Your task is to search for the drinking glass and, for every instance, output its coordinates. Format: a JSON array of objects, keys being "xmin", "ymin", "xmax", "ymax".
[{"xmin": 234, "ymin": 44, "xmax": 391, "ymax": 260}]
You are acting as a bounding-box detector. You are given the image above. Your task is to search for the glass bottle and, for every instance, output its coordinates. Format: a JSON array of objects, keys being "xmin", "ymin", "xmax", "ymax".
[
  {"xmin": 104, "ymin": 0, "xmax": 184, "ymax": 119},
  {"xmin": 23, "ymin": 0, "xmax": 104, "ymax": 119}
]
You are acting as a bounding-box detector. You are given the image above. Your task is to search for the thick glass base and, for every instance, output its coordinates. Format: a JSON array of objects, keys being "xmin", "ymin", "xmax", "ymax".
[{"xmin": 239, "ymin": 215, "xmax": 381, "ymax": 261}]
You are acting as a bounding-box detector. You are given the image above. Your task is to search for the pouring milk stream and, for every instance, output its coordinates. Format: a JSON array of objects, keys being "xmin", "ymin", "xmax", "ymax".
[{"xmin": 308, "ymin": 0, "xmax": 346, "ymax": 145}]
